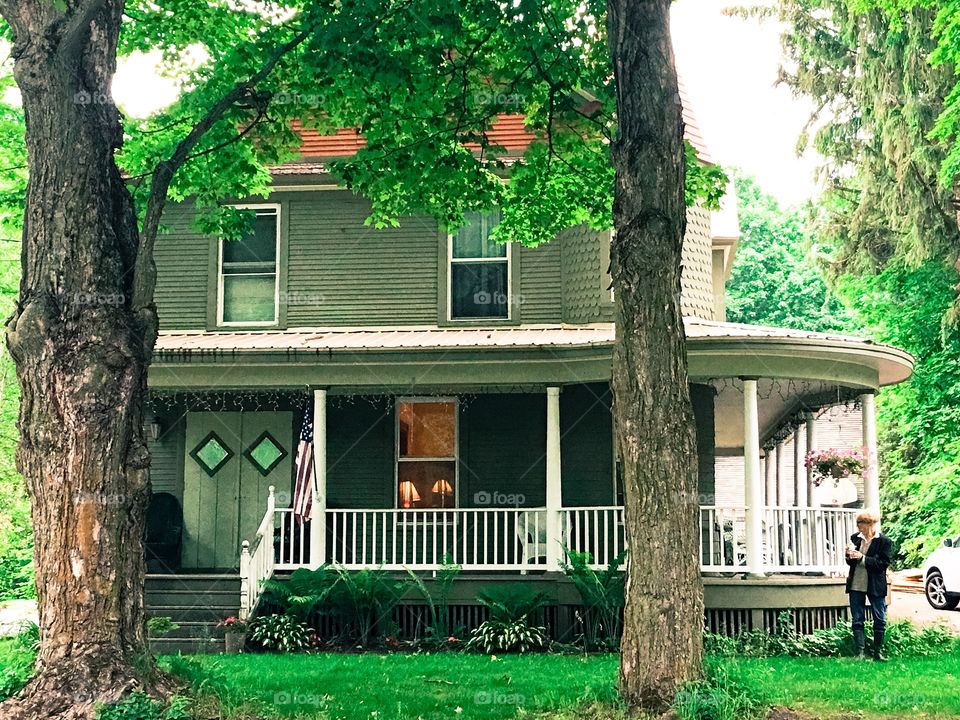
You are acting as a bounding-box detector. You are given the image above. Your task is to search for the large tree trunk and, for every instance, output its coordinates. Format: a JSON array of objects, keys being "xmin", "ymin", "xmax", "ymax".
[
  {"xmin": 0, "ymin": 0, "xmax": 161, "ymax": 717},
  {"xmin": 607, "ymin": 0, "xmax": 705, "ymax": 711}
]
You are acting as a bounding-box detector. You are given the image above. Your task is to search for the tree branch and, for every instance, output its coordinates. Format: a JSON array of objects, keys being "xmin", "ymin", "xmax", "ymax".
[{"xmin": 132, "ymin": 25, "xmax": 314, "ymax": 310}]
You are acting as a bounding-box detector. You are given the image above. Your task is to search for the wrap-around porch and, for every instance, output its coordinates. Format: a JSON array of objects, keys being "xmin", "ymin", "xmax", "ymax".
[{"xmin": 238, "ymin": 381, "xmax": 877, "ymax": 617}]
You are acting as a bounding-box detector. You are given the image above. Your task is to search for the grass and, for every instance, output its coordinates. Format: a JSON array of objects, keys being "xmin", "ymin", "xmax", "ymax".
[
  {"xmin": 162, "ymin": 652, "xmax": 621, "ymax": 719},
  {"xmin": 3, "ymin": 640, "xmax": 960, "ymax": 718},
  {"xmin": 728, "ymin": 653, "xmax": 960, "ymax": 719},
  {"xmin": 160, "ymin": 650, "xmax": 960, "ymax": 720}
]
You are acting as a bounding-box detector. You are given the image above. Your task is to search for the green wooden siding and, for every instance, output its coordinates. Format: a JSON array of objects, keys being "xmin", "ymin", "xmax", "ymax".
[
  {"xmin": 154, "ymin": 205, "xmax": 213, "ymax": 329},
  {"xmin": 561, "ymin": 225, "xmax": 606, "ymax": 323},
  {"xmin": 560, "ymin": 383, "xmax": 614, "ymax": 506},
  {"xmin": 516, "ymin": 242, "xmax": 562, "ymax": 324},
  {"xmin": 459, "ymin": 394, "xmax": 547, "ymax": 508},
  {"xmin": 327, "ymin": 397, "xmax": 394, "ymax": 509},
  {"xmin": 146, "ymin": 411, "xmax": 184, "ymax": 499},
  {"xmin": 285, "ymin": 192, "xmax": 442, "ymax": 326},
  {"xmin": 692, "ymin": 384, "xmax": 716, "ymax": 502}
]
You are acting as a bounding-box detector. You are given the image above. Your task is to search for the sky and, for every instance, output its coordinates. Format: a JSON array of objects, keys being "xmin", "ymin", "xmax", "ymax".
[
  {"xmin": 108, "ymin": 1, "xmax": 821, "ymax": 206},
  {"xmin": 672, "ymin": 0, "xmax": 821, "ymax": 206}
]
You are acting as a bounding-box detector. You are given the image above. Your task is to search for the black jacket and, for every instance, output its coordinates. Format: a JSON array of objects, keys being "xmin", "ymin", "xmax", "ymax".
[{"xmin": 845, "ymin": 532, "xmax": 892, "ymax": 597}]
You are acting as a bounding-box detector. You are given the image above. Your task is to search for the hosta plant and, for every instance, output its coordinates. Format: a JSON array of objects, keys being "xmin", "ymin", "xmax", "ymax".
[
  {"xmin": 248, "ymin": 614, "xmax": 311, "ymax": 653},
  {"xmin": 465, "ymin": 618, "xmax": 547, "ymax": 654}
]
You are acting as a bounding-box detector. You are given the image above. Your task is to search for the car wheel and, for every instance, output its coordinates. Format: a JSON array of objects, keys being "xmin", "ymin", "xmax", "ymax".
[{"xmin": 925, "ymin": 570, "xmax": 960, "ymax": 610}]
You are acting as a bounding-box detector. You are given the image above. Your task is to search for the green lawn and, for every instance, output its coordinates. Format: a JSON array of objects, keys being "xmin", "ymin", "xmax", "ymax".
[
  {"xmin": 161, "ymin": 650, "xmax": 960, "ymax": 720},
  {"xmin": 4, "ymin": 641, "xmax": 960, "ymax": 718},
  {"xmin": 729, "ymin": 653, "xmax": 960, "ymax": 719},
  {"xmin": 162, "ymin": 652, "xmax": 621, "ymax": 719}
]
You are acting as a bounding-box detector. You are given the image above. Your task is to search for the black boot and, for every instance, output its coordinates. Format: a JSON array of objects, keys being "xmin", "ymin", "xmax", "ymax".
[
  {"xmin": 872, "ymin": 626, "xmax": 887, "ymax": 662},
  {"xmin": 853, "ymin": 626, "xmax": 866, "ymax": 658}
]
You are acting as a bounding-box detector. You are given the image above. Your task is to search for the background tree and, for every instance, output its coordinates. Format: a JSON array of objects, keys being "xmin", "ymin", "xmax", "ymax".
[
  {"xmin": 0, "ymin": 0, "xmax": 723, "ymax": 715},
  {"xmin": 736, "ymin": 1, "xmax": 960, "ymax": 566},
  {"xmin": 726, "ymin": 172, "xmax": 855, "ymax": 332}
]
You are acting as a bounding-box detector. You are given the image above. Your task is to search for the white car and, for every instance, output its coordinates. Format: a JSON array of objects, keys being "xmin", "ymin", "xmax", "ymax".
[{"xmin": 923, "ymin": 536, "xmax": 960, "ymax": 611}]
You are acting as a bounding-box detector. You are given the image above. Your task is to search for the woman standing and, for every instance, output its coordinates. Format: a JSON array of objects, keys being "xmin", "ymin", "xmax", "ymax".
[{"xmin": 845, "ymin": 510, "xmax": 892, "ymax": 661}]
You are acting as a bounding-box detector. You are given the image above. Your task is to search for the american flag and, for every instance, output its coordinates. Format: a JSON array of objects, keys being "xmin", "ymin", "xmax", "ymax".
[{"xmin": 292, "ymin": 402, "xmax": 314, "ymax": 524}]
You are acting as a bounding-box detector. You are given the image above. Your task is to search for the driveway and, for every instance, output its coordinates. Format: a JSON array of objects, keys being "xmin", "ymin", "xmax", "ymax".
[{"xmin": 888, "ymin": 570, "xmax": 960, "ymax": 633}]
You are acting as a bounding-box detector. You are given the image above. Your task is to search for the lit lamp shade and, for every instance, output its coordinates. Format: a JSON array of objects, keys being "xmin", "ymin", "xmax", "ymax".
[
  {"xmin": 431, "ymin": 479, "xmax": 453, "ymax": 495},
  {"xmin": 399, "ymin": 480, "xmax": 421, "ymax": 508},
  {"xmin": 431, "ymin": 479, "xmax": 454, "ymax": 507}
]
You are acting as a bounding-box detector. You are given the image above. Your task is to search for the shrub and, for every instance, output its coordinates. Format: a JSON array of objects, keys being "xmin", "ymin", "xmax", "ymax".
[
  {"xmin": 145, "ymin": 616, "xmax": 178, "ymax": 638},
  {"xmin": 704, "ymin": 613, "xmax": 958, "ymax": 658},
  {"xmin": 465, "ymin": 618, "xmax": 547, "ymax": 654},
  {"xmin": 465, "ymin": 585, "xmax": 549, "ymax": 654},
  {"xmin": 248, "ymin": 614, "xmax": 311, "ymax": 652},
  {"xmin": 560, "ymin": 548, "xmax": 626, "ymax": 649},
  {"xmin": 0, "ymin": 622, "xmax": 39, "ymax": 701},
  {"xmin": 260, "ymin": 565, "xmax": 338, "ymax": 621},
  {"xmin": 674, "ymin": 660, "xmax": 771, "ymax": 720}
]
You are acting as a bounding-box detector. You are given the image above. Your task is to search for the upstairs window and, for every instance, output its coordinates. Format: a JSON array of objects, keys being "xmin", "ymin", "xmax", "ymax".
[
  {"xmin": 449, "ymin": 211, "xmax": 510, "ymax": 320},
  {"xmin": 217, "ymin": 205, "xmax": 280, "ymax": 326}
]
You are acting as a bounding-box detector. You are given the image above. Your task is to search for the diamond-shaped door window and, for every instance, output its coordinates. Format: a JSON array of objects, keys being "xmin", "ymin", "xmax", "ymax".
[
  {"xmin": 190, "ymin": 431, "xmax": 235, "ymax": 477},
  {"xmin": 244, "ymin": 431, "xmax": 287, "ymax": 476}
]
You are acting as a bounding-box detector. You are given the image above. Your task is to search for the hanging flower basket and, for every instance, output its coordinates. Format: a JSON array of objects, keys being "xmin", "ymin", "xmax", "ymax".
[{"xmin": 804, "ymin": 448, "xmax": 866, "ymax": 487}]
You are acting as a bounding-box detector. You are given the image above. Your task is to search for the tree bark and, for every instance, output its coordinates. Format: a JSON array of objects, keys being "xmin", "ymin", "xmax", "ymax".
[
  {"xmin": 0, "ymin": 1, "xmax": 162, "ymax": 718},
  {"xmin": 607, "ymin": 0, "xmax": 705, "ymax": 712}
]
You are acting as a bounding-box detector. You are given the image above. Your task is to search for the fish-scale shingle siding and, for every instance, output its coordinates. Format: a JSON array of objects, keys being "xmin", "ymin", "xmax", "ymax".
[
  {"xmin": 680, "ymin": 205, "xmax": 716, "ymax": 319},
  {"xmin": 561, "ymin": 224, "xmax": 606, "ymax": 323}
]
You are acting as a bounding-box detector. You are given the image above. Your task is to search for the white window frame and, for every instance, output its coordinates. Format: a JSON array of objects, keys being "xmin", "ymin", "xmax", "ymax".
[
  {"xmin": 447, "ymin": 213, "xmax": 512, "ymax": 322},
  {"xmin": 216, "ymin": 203, "xmax": 281, "ymax": 327},
  {"xmin": 395, "ymin": 396, "xmax": 460, "ymax": 509}
]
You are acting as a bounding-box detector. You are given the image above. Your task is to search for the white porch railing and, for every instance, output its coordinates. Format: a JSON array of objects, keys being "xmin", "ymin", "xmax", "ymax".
[
  {"xmin": 241, "ymin": 499, "xmax": 861, "ymax": 609},
  {"xmin": 238, "ymin": 488, "xmax": 277, "ymax": 620},
  {"xmin": 326, "ymin": 508, "xmax": 549, "ymax": 570}
]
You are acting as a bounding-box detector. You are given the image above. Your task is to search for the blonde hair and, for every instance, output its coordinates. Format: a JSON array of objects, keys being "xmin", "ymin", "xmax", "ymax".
[{"xmin": 856, "ymin": 510, "xmax": 880, "ymax": 525}]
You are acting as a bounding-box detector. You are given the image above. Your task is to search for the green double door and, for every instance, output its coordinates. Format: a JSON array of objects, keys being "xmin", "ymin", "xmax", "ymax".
[{"xmin": 182, "ymin": 411, "xmax": 293, "ymax": 569}]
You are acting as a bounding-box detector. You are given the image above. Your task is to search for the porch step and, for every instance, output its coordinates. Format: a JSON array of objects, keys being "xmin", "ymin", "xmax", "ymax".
[
  {"xmin": 149, "ymin": 636, "xmax": 224, "ymax": 655},
  {"xmin": 145, "ymin": 574, "xmax": 240, "ymax": 655}
]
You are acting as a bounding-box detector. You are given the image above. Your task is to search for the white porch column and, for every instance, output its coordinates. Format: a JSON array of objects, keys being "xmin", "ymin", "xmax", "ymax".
[
  {"xmin": 546, "ymin": 386, "xmax": 562, "ymax": 569},
  {"xmin": 743, "ymin": 379, "xmax": 765, "ymax": 576},
  {"xmin": 861, "ymin": 392, "xmax": 880, "ymax": 512},
  {"xmin": 310, "ymin": 388, "xmax": 327, "ymax": 568},
  {"xmin": 774, "ymin": 442, "xmax": 783, "ymax": 507},
  {"xmin": 804, "ymin": 411, "xmax": 816, "ymax": 506},
  {"xmin": 793, "ymin": 428, "xmax": 801, "ymax": 507},
  {"xmin": 763, "ymin": 448, "xmax": 773, "ymax": 505}
]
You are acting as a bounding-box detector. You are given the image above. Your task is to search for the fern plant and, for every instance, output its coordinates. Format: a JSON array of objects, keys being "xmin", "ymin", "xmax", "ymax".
[
  {"xmin": 327, "ymin": 566, "xmax": 406, "ymax": 646},
  {"xmin": 406, "ymin": 555, "xmax": 462, "ymax": 645},
  {"xmin": 560, "ymin": 548, "xmax": 626, "ymax": 649}
]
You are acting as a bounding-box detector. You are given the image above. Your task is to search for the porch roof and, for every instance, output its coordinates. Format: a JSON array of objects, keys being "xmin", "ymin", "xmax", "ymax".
[{"xmin": 151, "ymin": 318, "xmax": 913, "ymax": 390}]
